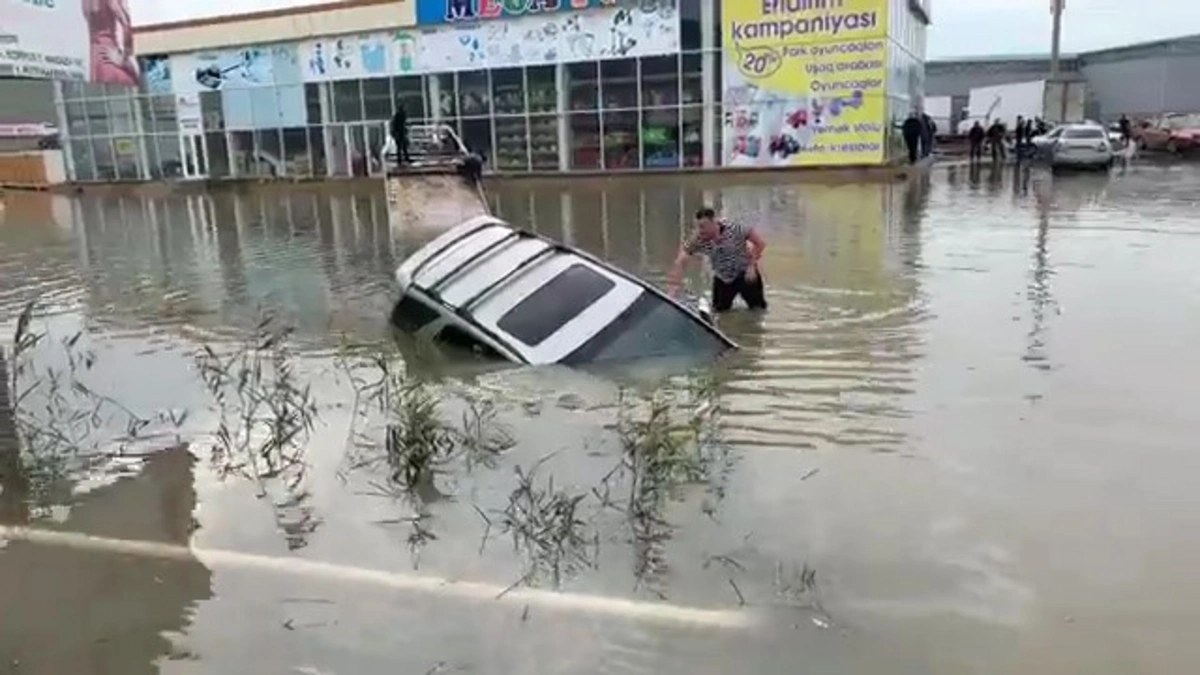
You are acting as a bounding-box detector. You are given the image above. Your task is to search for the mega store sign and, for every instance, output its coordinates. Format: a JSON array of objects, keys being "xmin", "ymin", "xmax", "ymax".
[
  {"xmin": 0, "ymin": 0, "xmax": 139, "ymax": 84},
  {"xmin": 416, "ymin": 0, "xmax": 671, "ymax": 25}
]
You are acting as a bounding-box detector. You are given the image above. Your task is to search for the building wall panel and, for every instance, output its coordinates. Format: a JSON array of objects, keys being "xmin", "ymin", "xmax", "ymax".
[{"xmin": 135, "ymin": 0, "xmax": 415, "ymax": 55}]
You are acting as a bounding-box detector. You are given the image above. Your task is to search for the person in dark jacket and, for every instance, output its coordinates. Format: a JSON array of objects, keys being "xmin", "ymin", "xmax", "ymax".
[
  {"xmin": 389, "ymin": 102, "xmax": 410, "ymax": 164},
  {"xmin": 968, "ymin": 121, "xmax": 985, "ymax": 163},
  {"xmin": 987, "ymin": 119, "xmax": 1007, "ymax": 163},
  {"xmin": 1014, "ymin": 115, "xmax": 1026, "ymax": 157},
  {"xmin": 921, "ymin": 113, "xmax": 937, "ymax": 157},
  {"xmin": 1119, "ymin": 114, "xmax": 1132, "ymax": 145},
  {"xmin": 902, "ymin": 112, "xmax": 923, "ymax": 164}
]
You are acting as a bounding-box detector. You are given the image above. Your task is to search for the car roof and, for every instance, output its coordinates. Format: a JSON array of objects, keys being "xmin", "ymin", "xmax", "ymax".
[{"xmin": 396, "ymin": 216, "xmax": 733, "ymax": 364}]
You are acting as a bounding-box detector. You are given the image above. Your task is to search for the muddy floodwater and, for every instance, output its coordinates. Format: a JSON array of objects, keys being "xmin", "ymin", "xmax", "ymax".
[{"xmin": 3, "ymin": 163, "xmax": 1200, "ymax": 674}]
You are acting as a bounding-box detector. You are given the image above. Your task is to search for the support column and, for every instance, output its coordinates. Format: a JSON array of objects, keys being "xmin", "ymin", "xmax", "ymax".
[
  {"xmin": 52, "ymin": 81, "xmax": 76, "ymax": 181},
  {"xmin": 700, "ymin": 0, "xmax": 717, "ymax": 168},
  {"xmin": 428, "ymin": 76, "xmax": 442, "ymax": 125},
  {"xmin": 556, "ymin": 63, "xmax": 569, "ymax": 171},
  {"xmin": 131, "ymin": 90, "xmax": 152, "ymax": 180}
]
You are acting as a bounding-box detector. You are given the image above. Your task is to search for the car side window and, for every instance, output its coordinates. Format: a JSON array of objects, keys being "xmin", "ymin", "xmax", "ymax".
[
  {"xmin": 391, "ymin": 295, "xmax": 439, "ymax": 332},
  {"xmin": 435, "ymin": 325, "xmax": 501, "ymax": 359}
]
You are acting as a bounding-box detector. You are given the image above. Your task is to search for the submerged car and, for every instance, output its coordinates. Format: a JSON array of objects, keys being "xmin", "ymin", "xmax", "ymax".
[{"xmin": 391, "ymin": 215, "xmax": 736, "ymax": 365}]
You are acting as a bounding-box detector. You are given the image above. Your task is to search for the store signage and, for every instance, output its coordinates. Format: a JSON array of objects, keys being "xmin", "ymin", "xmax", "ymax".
[
  {"xmin": 720, "ymin": 0, "xmax": 889, "ymax": 168},
  {"xmin": 0, "ymin": 122, "xmax": 58, "ymax": 138},
  {"xmin": 416, "ymin": 0, "xmax": 672, "ymax": 25}
]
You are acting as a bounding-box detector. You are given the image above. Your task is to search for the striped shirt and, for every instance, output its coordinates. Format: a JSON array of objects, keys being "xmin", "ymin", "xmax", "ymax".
[{"xmin": 685, "ymin": 220, "xmax": 753, "ymax": 283}]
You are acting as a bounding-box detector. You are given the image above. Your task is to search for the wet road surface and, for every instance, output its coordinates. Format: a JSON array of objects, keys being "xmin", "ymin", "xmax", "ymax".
[{"xmin": 2, "ymin": 162, "xmax": 1200, "ymax": 673}]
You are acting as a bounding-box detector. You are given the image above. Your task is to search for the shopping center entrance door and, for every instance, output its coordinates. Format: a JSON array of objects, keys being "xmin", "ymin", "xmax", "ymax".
[{"xmin": 180, "ymin": 134, "xmax": 208, "ymax": 180}]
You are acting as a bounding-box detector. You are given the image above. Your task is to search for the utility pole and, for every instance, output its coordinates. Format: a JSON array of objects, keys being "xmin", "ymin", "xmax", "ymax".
[{"xmin": 1050, "ymin": 0, "xmax": 1064, "ymax": 78}]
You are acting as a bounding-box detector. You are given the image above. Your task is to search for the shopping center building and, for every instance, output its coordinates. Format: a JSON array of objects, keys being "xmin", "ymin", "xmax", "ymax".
[{"xmin": 52, "ymin": 0, "xmax": 930, "ymax": 182}]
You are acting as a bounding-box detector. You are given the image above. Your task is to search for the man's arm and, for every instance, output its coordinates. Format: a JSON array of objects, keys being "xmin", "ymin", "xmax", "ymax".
[
  {"xmin": 666, "ymin": 243, "xmax": 694, "ymax": 295},
  {"xmin": 746, "ymin": 227, "xmax": 766, "ymax": 265}
]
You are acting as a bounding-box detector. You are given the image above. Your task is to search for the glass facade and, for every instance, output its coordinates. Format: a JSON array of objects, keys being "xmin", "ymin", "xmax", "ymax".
[
  {"xmin": 886, "ymin": 0, "xmax": 930, "ymax": 161},
  {"xmin": 54, "ymin": 0, "xmax": 925, "ymax": 181}
]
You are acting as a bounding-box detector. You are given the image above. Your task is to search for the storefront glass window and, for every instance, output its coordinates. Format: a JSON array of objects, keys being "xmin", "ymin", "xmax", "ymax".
[
  {"xmin": 492, "ymin": 68, "xmax": 525, "ymax": 115},
  {"xmin": 156, "ymin": 135, "xmax": 183, "ymax": 178},
  {"xmin": 85, "ymin": 100, "xmax": 111, "ymax": 135},
  {"xmin": 601, "ymin": 59, "xmax": 637, "ymax": 111},
  {"xmin": 307, "ymin": 127, "xmax": 327, "ymax": 176},
  {"xmin": 256, "ymin": 129, "xmax": 283, "ymax": 176},
  {"xmin": 529, "ymin": 114, "xmax": 558, "ymax": 170},
  {"xmin": 527, "ymin": 66, "xmax": 556, "ymax": 114},
  {"xmin": 333, "ymin": 81, "xmax": 364, "ymax": 122},
  {"xmin": 65, "ymin": 101, "xmax": 89, "ymax": 137},
  {"xmin": 113, "ymin": 137, "xmax": 141, "ymax": 179},
  {"xmin": 305, "ymin": 84, "xmax": 323, "ymax": 126},
  {"xmin": 681, "ymin": 106, "xmax": 703, "ymax": 167},
  {"xmin": 603, "ymin": 110, "xmax": 638, "ymax": 170},
  {"xmin": 640, "ymin": 55, "xmax": 678, "ymax": 107},
  {"xmin": 393, "ymin": 76, "xmax": 426, "ymax": 120},
  {"xmin": 642, "ymin": 107, "xmax": 679, "ymax": 168},
  {"xmin": 681, "ymin": 53, "xmax": 702, "ymax": 105},
  {"xmin": 494, "ymin": 115, "xmax": 528, "ymax": 171},
  {"xmin": 435, "ymin": 73, "xmax": 456, "ymax": 118},
  {"xmin": 205, "ymin": 133, "xmax": 231, "ymax": 177},
  {"xmin": 569, "ymin": 113, "xmax": 601, "ymax": 170},
  {"xmin": 567, "ymin": 62, "xmax": 598, "ymax": 112},
  {"xmin": 363, "ymin": 78, "xmax": 393, "ymax": 121},
  {"xmin": 91, "ymin": 138, "xmax": 116, "ymax": 180},
  {"xmin": 458, "ymin": 70, "xmax": 490, "ymax": 117},
  {"xmin": 70, "ymin": 139, "xmax": 96, "ymax": 181}
]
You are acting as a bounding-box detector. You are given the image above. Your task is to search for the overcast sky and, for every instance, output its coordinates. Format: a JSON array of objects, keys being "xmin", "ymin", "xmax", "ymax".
[{"xmin": 127, "ymin": 0, "xmax": 1200, "ymax": 59}]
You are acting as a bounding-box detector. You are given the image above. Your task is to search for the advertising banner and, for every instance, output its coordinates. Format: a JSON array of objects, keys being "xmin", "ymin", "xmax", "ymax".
[
  {"xmin": 172, "ymin": 47, "xmax": 307, "ymax": 131},
  {"xmin": 416, "ymin": 0, "xmax": 651, "ymax": 26},
  {"xmin": 721, "ymin": 0, "xmax": 889, "ymax": 167},
  {"xmin": 417, "ymin": 2, "xmax": 678, "ymax": 71},
  {"xmin": 1, "ymin": 0, "xmax": 138, "ymax": 84}
]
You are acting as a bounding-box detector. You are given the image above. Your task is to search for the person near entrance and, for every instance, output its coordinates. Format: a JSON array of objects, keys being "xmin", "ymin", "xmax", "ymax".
[
  {"xmin": 389, "ymin": 102, "xmax": 410, "ymax": 164},
  {"xmin": 902, "ymin": 112, "xmax": 923, "ymax": 164},
  {"xmin": 667, "ymin": 208, "xmax": 767, "ymax": 313}
]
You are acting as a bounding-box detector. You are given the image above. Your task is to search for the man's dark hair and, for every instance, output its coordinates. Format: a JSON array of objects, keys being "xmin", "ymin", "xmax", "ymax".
[{"xmin": 695, "ymin": 207, "xmax": 716, "ymax": 220}]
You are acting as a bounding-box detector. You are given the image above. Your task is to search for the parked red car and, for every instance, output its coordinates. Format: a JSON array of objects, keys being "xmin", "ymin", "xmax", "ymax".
[{"xmin": 1136, "ymin": 114, "xmax": 1200, "ymax": 154}]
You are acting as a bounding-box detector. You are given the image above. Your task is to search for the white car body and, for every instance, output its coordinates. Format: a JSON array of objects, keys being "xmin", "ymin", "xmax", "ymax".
[
  {"xmin": 1031, "ymin": 123, "xmax": 1114, "ymax": 169},
  {"xmin": 392, "ymin": 215, "xmax": 735, "ymax": 365}
]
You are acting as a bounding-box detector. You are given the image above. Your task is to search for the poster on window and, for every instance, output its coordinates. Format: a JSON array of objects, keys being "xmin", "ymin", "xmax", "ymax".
[{"xmin": 1, "ymin": 0, "xmax": 138, "ymax": 84}]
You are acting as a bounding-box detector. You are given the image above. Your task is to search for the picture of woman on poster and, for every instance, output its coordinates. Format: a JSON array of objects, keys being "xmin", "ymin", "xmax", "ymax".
[{"xmin": 84, "ymin": 0, "xmax": 139, "ymax": 85}]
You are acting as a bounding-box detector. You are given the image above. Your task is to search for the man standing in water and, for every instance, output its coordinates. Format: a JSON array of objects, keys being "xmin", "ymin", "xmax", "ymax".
[
  {"xmin": 667, "ymin": 208, "xmax": 768, "ymax": 313},
  {"xmin": 389, "ymin": 102, "xmax": 410, "ymax": 164}
]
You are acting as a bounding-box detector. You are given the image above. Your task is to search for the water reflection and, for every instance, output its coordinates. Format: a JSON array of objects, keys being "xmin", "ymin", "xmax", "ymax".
[{"xmin": 0, "ymin": 445, "xmax": 212, "ymax": 673}]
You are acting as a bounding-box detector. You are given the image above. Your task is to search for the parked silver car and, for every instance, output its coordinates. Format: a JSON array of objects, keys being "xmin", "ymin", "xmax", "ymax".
[{"xmin": 1031, "ymin": 123, "xmax": 1114, "ymax": 170}]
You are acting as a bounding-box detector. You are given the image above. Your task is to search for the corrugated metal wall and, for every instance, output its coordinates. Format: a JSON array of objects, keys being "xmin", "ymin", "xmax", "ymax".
[
  {"xmin": 1081, "ymin": 55, "xmax": 1200, "ymax": 117},
  {"xmin": 926, "ymin": 58, "xmax": 1082, "ymax": 98}
]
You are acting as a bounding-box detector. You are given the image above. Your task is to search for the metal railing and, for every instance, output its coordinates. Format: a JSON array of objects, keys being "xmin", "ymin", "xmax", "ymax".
[{"xmin": 384, "ymin": 123, "xmax": 470, "ymax": 173}]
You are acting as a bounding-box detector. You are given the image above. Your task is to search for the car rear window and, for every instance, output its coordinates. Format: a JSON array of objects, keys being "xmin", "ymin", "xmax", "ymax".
[
  {"xmin": 1064, "ymin": 127, "xmax": 1105, "ymax": 139},
  {"xmin": 497, "ymin": 263, "xmax": 615, "ymax": 347}
]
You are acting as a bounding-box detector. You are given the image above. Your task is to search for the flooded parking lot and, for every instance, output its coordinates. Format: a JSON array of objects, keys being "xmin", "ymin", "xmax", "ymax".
[{"xmin": 3, "ymin": 162, "xmax": 1200, "ymax": 673}]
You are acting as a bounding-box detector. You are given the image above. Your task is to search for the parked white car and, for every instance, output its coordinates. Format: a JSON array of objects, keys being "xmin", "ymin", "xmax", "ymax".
[
  {"xmin": 391, "ymin": 215, "xmax": 735, "ymax": 365},
  {"xmin": 1031, "ymin": 123, "xmax": 1114, "ymax": 170}
]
